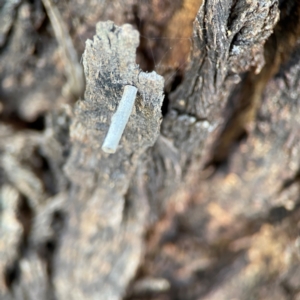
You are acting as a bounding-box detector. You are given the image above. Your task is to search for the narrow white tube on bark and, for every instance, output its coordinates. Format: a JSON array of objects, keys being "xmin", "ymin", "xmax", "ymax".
[{"xmin": 102, "ymin": 85, "xmax": 138, "ymax": 153}]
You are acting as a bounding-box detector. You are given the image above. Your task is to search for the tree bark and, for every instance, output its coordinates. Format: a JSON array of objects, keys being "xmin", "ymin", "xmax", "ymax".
[{"xmin": 1, "ymin": 0, "xmax": 300, "ymax": 300}]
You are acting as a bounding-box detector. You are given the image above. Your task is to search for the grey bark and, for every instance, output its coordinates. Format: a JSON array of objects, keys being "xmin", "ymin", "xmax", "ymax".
[{"xmin": 1, "ymin": 0, "xmax": 300, "ymax": 300}]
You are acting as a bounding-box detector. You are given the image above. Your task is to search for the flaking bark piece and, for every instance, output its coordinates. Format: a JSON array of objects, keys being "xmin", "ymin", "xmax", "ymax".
[
  {"xmin": 55, "ymin": 21, "xmax": 164, "ymax": 300},
  {"xmin": 65, "ymin": 21, "xmax": 164, "ymax": 190},
  {"xmin": 150, "ymin": 0, "xmax": 280, "ymax": 205},
  {"xmin": 171, "ymin": 0, "xmax": 279, "ymax": 119}
]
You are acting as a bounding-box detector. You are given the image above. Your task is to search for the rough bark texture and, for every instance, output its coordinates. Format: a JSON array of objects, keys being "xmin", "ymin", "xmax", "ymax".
[
  {"xmin": 1, "ymin": 0, "xmax": 300, "ymax": 300},
  {"xmin": 55, "ymin": 21, "xmax": 164, "ymax": 300}
]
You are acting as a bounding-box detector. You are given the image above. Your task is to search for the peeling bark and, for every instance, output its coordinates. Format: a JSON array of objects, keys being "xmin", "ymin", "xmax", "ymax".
[{"xmin": 1, "ymin": 0, "xmax": 300, "ymax": 300}]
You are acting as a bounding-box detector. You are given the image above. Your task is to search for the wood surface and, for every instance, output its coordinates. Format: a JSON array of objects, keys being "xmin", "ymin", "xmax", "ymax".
[{"xmin": 1, "ymin": 0, "xmax": 300, "ymax": 299}]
